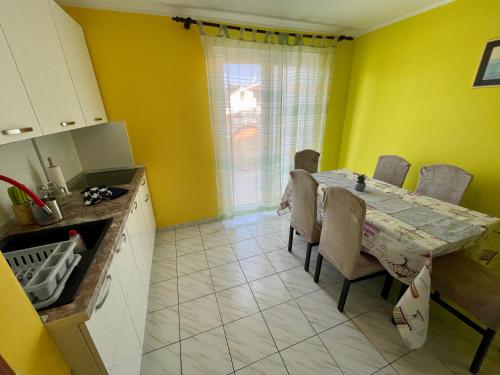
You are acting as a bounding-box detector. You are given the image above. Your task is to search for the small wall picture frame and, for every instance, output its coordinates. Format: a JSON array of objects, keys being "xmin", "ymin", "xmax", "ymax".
[{"xmin": 473, "ymin": 39, "xmax": 500, "ymax": 87}]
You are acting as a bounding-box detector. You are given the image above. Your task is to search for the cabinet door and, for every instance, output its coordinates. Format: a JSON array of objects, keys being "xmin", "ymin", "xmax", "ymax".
[
  {"xmin": 0, "ymin": 27, "xmax": 43, "ymax": 144},
  {"xmin": 49, "ymin": 1, "xmax": 107, "ymax": 126},
  {"xmin": 139, "ymin": 175, "xmax": 157, "ymax": 245},
  {"xmin": 0, "ymin": 0, "xmax": 85, "ymax": 135}
]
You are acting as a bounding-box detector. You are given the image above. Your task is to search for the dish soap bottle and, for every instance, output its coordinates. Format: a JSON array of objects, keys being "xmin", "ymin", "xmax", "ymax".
[{"xmin": 69, "ymin": 229, "xmax": 87, "ymax": 254}]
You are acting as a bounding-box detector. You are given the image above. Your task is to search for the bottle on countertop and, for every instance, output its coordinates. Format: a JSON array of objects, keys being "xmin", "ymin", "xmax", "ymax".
[{"xmin": 69, "ymin": 229, "xmax": 87, "ymax": 254}]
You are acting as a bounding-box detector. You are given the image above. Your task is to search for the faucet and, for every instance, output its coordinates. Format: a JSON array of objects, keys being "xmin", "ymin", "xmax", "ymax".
[{"xmin": 0, "ymin": 175, "xmax": 53, "ymax": 215}]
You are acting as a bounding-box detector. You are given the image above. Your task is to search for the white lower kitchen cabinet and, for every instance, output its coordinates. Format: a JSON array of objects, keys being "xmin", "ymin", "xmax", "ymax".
[{"xmin": 46, "ymin": 180, "xmax": 155, "ymax": 374}]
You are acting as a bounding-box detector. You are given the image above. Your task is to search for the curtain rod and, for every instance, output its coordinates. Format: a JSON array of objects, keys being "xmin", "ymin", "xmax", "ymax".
[{"xmin": 172, "ymin": 16, "xmax": 354, "ymax": 42}]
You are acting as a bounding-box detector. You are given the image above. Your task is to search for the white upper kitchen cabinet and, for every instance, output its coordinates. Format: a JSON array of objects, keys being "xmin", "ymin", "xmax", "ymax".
[
  {"xmin": 49, "ymin": 1, "xmax": 108, "ymax": 126},
  {"xmin": 0, "ymin": 26, "xmax": 43, "ymax": 144},
  {"xmin": 0, "ymin": 0, "xmax": 85, "ymax": 135}
]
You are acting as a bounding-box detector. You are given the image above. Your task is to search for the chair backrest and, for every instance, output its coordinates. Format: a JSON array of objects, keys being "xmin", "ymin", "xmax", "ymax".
[
  {"xmin": 319, "ymin": 186, "xmax": 366, "ymax": 279},
  {"xmin": 294, "ymin": 149, "xmax": 320, "ymax": 174},
  {"xmin": 415, "ymin": 164, "xmax": 473, "ymax": 205},
  {"xmin": 373, "ymin": 155, "xmax": 411, "ymax": 187},
  {"xmin": 290, "ymin": 169, "xmax": 319, "ymax": 242}
]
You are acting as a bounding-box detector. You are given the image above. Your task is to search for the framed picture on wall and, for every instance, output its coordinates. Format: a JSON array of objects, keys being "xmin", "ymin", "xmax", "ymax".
[{"xmin": 473, "ymin": 39, "xmax": 500, "ymax": 87}]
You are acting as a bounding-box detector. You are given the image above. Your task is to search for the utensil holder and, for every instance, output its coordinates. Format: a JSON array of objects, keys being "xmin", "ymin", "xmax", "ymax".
[
  {"xmin": 12, "ymin": 203, "xmax": 35, "ymax": 225},
  {"xmin": 31, "ymin": 198, "xmax": 63, "ymax": 226}
]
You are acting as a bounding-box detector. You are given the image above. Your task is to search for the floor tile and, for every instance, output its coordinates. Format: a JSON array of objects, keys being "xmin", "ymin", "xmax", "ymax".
[
  {"xmin": 391, "ymin": 347, "xmax": 453, "ymax": 375},
  {"xmin": 296, "ymin": 288, "xmax": 348, "ymax": 333},
  {"xmin": 178, "ymin": 270, "xmax": 214, "ymax": 303},
  {"xmin": 155, "ymin": 230, "xmax": 175, "ymax": 244},
  {"xmin": 141, "ymin": 342, "xmax": 181, "ymax": 375},
  {"xmin": 265, "ymin": 248, "xmax": 303, "ymax": 272},
  {"xmin": 148, "ymin": 279, "xmax": 178, "ymax": 312},
  {"xmin": 111, "ymin": 356, "xmax": 142, "ymax": 375},
  {"xmin": 277, "ymin": 230, "xmax": 306, "ymax": 245},
  {"xmin": 175, "ymin": 226, "xmax": 200, "ymax": 240},
  {"xmin": 307, "ymin": 260, "xmax": 343, "ymax": 288},
  {"xmin": 216, "ymin": 284, "xmax": 259, "ymax": 324},
  {"xmin": 247, "ymin": 222, "xmax": 277, "ymax": 237},
  {"xmin": 249, "ymin": 274, "xmax": 293, "ymax": 310},
  {"xmin": 353, "ymin": 305, "xmax": 409, "ymax": 362},
  {"xmin": 175, "ymin": 237, "xmax": 204, "ymax": 256},
  {"xmin": 143, "ymin": 306, "xmax": 179, "ymax": 353},
  {"xmin": 153, "ymin": 242, "xmax": 176, "ymax": 260},
  {"xmin": 198, "ymin": 221, "xmax": 224, "ymax": 235},
  {"xmin": 225, "ymin": 313, "xmax": 277, "ymax": 370},
  {"xmin": 179, "ymin": 294, "xmax": 222, "ymax": 339},
  {"xmin": 150, "ymin": 258, "xmax": 177, "ymax": 284},
  {"xmin": 225, "ymin": 226, "xmax": 253, "ymax": 243},
  {"xmin": 281, "ymin": 336, "xmax": 342, "ymax": 375},
  {"xmin": 202, "ymin": 230, "xmax": 230, "ymax": 249},
  {"xmin": 210, "ymin": 262, "xmax": 247, "ymax": 292},
  {"xmin": 255, "ymin": 233, "xmax": 287, "ymax": 253},
  {"xmin": 239, "ymin": 255, "xmax": 276, "ymax": 281},
  {"xmin": 320, "ymin": 320, "xmax": 388, "ymax": 375},
  {"xmin": 176, "ymin": 251, "xmax": 208, "ymax": 276},
  {"xmin": 233, "ymin": 239, "xmax": 264, "ymax": 260},
  {"xmin": 373, "ymin": 366, "xmax": 399, "ymax": 375},
  {"xmin": 205, "ymin": 245, "xmax": 237, "ymax": 268},
  {"xmin": 235, "ymin": 353, "xmax": 287, "ymax": 375},
  {"xmin": 262, "ymin": 300, "xmax": 315, "ymax": 350},
  {"xmin": 181, "ymin": 326, "xmax": 233, "ymax": 375},
  {"xmin": 279, "ymin": 266, "xmax": 320, "ymax": 298}
]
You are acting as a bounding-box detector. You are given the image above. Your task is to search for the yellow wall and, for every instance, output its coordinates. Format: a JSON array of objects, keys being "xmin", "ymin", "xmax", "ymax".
[
  {"xmin": 65, "ymin": 7, "xmax": 218, "ymax": 227},
  {"xmin": 338, "ymin": 0, "xmax": 500, "ymax": 217},
  {"xmin": 320, "ymin": 42, "xmax": 353, "ymax": 171},
  {"xmin": 0, "ymin": 255, "xmax": 69, "ymax": 375}
]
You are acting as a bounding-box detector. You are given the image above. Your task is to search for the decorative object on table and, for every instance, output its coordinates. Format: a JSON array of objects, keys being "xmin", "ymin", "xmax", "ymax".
[
  {"xmin": 355, "ymin": 174, "xmax": 367, "ymax": 192},
  {"xmin": 8, "ymin": 186, "xmax": 34, "ymax": 225},
  {"xmin": 81, "ymin": 186, "xmax": 129, "ymax": 206},
  {"xmin": 46, "ymin": 157, "xmax": 70, "ymax": 195},
  {"xmin": 473, "ymin": 39, "xmax": 500, "ymax": 87}
]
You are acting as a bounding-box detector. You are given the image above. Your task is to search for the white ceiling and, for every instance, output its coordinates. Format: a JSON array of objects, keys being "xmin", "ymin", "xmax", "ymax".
[{"xmin": 58, "ymin": 0, "xmax": 454, "ymax": 36}]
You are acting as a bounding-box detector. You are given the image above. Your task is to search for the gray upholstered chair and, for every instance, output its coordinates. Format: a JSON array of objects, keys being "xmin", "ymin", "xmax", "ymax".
[
  {"xmin": 415, "ymin": 164, "xmax": 473, "ymax": 205},
  {"xmin": 314, "ymin": 186, "xmax": 385, "ymax": 312},
  {"xmin": 373, "ymin": 155, "xmax": 411, "ymax": 187},
  {"xmin": 432, "ymin": 251, "xmax": 500, "ymax": 374},
  {"xmin": 294, "ymin": 149, "xmax": 320, "ymax": 174},
  {"xmin": 288, "ymin": 169, "xmax": 321, "ymax": 271}
]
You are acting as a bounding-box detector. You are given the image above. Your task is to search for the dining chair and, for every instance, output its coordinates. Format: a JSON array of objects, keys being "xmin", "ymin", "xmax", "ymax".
[
  {"xmin": 314, "ymin": 186, "xmax": 386, "ymax": 312},
  {"xmin": 431, "ymin": 251, "xmax": 500, "ymax": 374},
  {"xmin": 415, "ymin": 164, "xmax": 473, "ymax": 205},
  {"xmin": 294, "ymin": 149, "xmax": 320, "ymax": 174},
  {"xmin": 373, "ymin": 155, "xmax": 411, "ymax": 187},
  {"xmin": 288, "ymin": 169, "xmax": 321, "ymax": 271}
]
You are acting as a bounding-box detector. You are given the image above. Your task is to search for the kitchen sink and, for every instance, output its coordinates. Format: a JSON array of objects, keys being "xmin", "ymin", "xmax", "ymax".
[
  {"xmin": 0, "ymin": 218, "xmax": 112, "ymax": 310},
  {"xmin": 69, "ymin": 168, "xmax": 137, "ymax": 191}
]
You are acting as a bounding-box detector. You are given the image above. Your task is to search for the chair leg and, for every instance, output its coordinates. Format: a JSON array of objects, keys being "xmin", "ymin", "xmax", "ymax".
[
  {"xmin": 304, "ymin": 242, "xmax": 313, "ymax": 271},
  {"xmin": 338, "ymin": 278, "xmax": 351, "ymax": 312},
  {"xmin": 381, "ymin": 274, "xmax": 394, "ymax": 300},
  {"xmin": 288, "ymin": 226, "xmax": 294, "ymax": 253},
  {"xmin": 469, "ymin": 328, "xmax": 496, "ymax": 374},
  {"xmin": 314, "ymin": 254, "xmax": 323, "ymax": 283}
]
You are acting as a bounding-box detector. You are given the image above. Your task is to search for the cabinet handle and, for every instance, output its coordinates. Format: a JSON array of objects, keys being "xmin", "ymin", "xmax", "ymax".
[
  {"xmin": 141, "ymin": 179, "xmax": 146, "ymax": 186},
  {"xmin": 145, "ymin": 194, "xmax": 150, "ymax": 202},
  {"xmin": 94, "ymin": 117, "xmax": 103, "ymax": 121},
  {"xmin": 60, "ymin": 121, "xmax": 76, "ymax": 127},
  {"xmin": 122, "ymin": 232, "xmax": 127, "ymax": 242},
  {"xmin": 134, "ymin": 201, "xmax": 138, "ymax": 211},
  {"xmin": 2, "ymin": 127, "xmax": 34, "ymax": 135},
  {"xmin": 116, "ymin": 233, "xmax": 126, "ymax": 254},
  {"xmin": 95, "ymin": 275, "xmax": 112, "ymax": 310}
]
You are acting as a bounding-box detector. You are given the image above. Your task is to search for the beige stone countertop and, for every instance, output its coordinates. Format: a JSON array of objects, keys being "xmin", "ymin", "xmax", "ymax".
[{"xmin": 3, "ymin": 167, "xmax": 145, "ymax": 326}]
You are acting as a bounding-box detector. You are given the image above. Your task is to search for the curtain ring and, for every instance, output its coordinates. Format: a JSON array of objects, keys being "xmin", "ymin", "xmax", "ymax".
[
  {"xmin": 296, "ymin": 34, "xmax": 303, "ymax": 46},
  {"xmin": 221, "ymin": 25, "xmax": 230, "ymax": 38},
  {"xmin": 311, "ymin": 35, "xmax": 317, "ymax": 47},
  {"xmin": 252, "ymin": 28, "xmax": 257, "ymax": 42},
  {"xmin": 264, "ymin": 31, "xmax": 271, "ymax": 44},
  {"xmin": 239, "ymin": 26, "xmax": 245, "ymax": 41}
]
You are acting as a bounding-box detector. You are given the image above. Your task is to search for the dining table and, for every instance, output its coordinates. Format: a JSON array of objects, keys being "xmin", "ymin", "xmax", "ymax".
[{"xmin": 280, "ymin": 169, "xmax": 500, "ymax": 349}]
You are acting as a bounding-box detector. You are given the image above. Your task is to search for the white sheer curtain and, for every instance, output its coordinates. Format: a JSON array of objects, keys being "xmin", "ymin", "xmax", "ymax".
[{"xmin": 202, "ymin": 31, "xmax": 334, "ymax": 217}]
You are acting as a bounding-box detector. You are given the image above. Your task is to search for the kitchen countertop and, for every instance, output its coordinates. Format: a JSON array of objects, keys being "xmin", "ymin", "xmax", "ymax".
[{"xmin": 4, "ymin": 167, "xmax": 145, "ymax": 325}]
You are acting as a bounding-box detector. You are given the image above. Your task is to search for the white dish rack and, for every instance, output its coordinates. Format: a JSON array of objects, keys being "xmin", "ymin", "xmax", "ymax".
[{"xmin": 4, "ymin": 239, "xmax": 81, "ymax": 309}]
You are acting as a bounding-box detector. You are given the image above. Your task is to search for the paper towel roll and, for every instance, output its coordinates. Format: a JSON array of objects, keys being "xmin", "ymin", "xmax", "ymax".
[{"xmin": 47, "ymin": 166, "xmax": 69, "ymax": 194}]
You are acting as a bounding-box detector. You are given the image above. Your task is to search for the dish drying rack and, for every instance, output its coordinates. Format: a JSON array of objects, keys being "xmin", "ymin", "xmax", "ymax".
[{"xmin": 4, "ymin": 239, "xmax": 81, "ymax": 309}]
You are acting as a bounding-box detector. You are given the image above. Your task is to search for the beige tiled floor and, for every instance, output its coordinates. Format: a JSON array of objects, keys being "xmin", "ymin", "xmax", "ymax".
[{"xmin": 141, "ymin": 211, "xmax": 500, "ymax": 374}]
